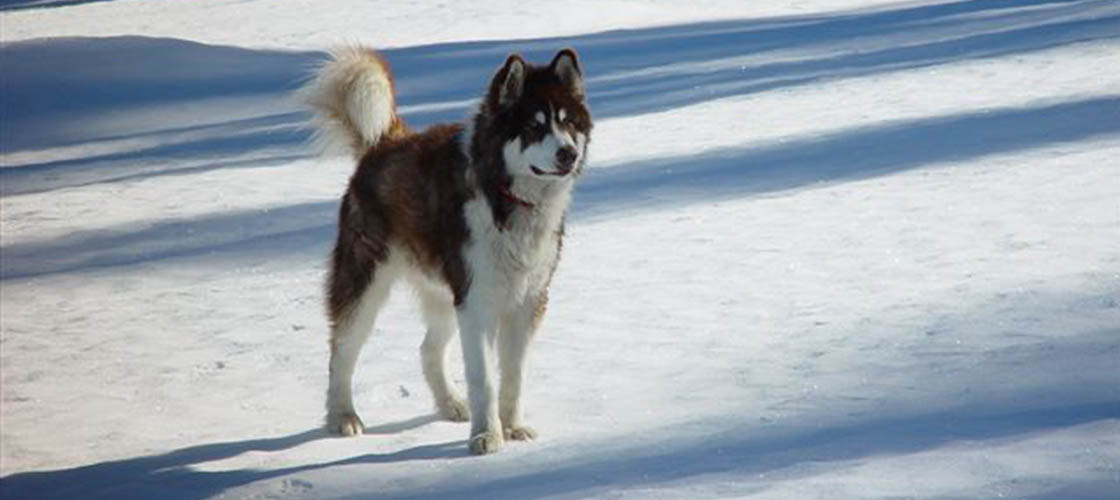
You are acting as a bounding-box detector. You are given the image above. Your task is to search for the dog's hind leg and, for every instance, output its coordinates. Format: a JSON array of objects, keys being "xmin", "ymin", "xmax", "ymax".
[
  {"xmin": 415, "ymin": 284, "xmax": 469, "ymax": 422},
  {"xmin": 325, "ymin": 266, "xmax": 395, "ymax": 436},
  {"xmin": 324, "ymin": 198, "xmax": 397, "ymax": 436}
]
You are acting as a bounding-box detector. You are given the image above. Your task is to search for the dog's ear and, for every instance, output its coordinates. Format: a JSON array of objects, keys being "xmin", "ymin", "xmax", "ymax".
[
  {"xmin": 550, "ymin": 48, "xmax": 583, "ymax": 99},
  {"xmin": 493, "ymin": 53, "xmax": 527, "ymax": 107}
]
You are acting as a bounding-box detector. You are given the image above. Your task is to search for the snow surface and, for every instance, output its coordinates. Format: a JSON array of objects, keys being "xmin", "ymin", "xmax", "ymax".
[{"xmin": 2, "ymin": 0, "xmax": 1119, "ymax": 499}]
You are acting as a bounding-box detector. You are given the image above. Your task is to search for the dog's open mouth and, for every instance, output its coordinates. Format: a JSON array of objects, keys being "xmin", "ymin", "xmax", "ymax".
[{"xmin": 531, "ymin": 165, "xmax": 569, "ymax": 177}]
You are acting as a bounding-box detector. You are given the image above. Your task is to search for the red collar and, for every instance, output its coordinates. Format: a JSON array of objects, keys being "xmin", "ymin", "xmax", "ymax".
[{"xmin": 499, "ymin": 183, "xmax": 535, "ymax": 210}]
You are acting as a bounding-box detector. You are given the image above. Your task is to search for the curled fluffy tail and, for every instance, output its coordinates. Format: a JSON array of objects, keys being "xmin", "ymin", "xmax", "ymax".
[{"xmin": 300, "ymin": 46, "xmax": 401, "ymax": 159}]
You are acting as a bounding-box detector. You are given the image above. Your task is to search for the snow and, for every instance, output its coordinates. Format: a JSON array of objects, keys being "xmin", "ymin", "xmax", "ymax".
[
  {"xmin": 1, "ymin": 0, "xmax": 914, "ymax": 51},
  {"xmin": 2, "ymin": 0, "xmax": 1118, "ymax": 499}
]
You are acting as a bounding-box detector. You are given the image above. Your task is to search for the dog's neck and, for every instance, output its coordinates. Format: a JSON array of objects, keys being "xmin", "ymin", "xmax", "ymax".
[
  {"xmin": 486, "ymin": 174, "xmax": 572, "ymax": 232},
  {"xmin": 499, "ymin": 181, "xmax": 535, "ymax": 210}
]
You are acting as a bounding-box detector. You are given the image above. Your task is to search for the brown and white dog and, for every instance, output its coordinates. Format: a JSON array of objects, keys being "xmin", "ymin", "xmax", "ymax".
[{"xmin": 300, "ymin": 47, "xmax": 591, "ymax": 455}]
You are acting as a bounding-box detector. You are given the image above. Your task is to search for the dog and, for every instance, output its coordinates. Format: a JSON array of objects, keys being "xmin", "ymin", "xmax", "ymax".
[{"xmin": 300, "ymin": 47, "xmax": 591, "ymax": 455}]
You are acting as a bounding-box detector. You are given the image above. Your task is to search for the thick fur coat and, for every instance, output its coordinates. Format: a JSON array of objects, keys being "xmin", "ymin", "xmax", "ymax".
[{"xmin": 300, "ymin": 47, "xmax": 591, "ymax": 455}]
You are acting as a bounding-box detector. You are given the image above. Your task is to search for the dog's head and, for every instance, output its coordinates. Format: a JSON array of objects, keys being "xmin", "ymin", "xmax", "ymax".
[{"xmin": 468, "ymin": 49, "xmax": 591, "ymax": 193}]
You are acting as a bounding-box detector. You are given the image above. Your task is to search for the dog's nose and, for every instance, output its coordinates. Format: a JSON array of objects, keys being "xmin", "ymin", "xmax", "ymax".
[{"xmin": 555, "ymin": 146, "xmax": 578, "ymax": 172}]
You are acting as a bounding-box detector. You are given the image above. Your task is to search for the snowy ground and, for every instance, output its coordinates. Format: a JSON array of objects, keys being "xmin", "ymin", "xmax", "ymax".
[{"xmin": 2, "ymin": 0, "xmax": 1119, "ymax": 499}]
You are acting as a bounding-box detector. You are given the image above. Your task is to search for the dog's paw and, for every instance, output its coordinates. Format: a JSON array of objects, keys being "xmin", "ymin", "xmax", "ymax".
[
  {"xmin": 437, "ymin": 397, "xmax": 470, "ymax": 422},
  {"xmin": 468, "ymin": 430, "xmax": 504, "ymax": 455},
  {"xmin": 326, "ymin": 412, "xmax": 365, "ymax": 436},
  {"xmin": 503, "ymin": 425, "xmax": 537, "ymax": 441}
]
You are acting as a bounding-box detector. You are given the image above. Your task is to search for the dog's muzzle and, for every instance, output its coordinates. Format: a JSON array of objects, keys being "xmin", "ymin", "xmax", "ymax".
[{"xmin": 531, "ymin": 146, "xmax": 577, "ymax": 176}]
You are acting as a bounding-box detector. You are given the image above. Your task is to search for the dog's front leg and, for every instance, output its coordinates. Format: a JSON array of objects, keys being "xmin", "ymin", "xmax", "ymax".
[
  {"xmin": 457, "ymin": 299, "xmax": 503, "ymax": 455},
  {"xmin": 498, "ymin": 293, "xmax": 546, "ymax": 441}
]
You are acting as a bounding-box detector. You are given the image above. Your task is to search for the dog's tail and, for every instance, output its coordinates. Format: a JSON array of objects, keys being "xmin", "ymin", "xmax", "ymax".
[{"xmin": 300, "ymin": 46, "xmax": 404, "ymax": 160}]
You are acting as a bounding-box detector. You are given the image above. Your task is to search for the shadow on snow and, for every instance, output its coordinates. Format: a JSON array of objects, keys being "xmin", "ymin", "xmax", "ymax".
[
  {"xmin": 2, "ymin": 94, "xmax": 1118, "ymax": 281},
  {"xmin": 575, "ymin": 94, "xmax": 1120, "ymax": 218},
  {"xmin": 1, "ymin": 329, "xmax": 1116, "ymax": 499},
  {"xmin": 1, "ymin": 0, "xmax": 1117, "ymax": 194},
  {"xmin": 0, "ymin": 0, "xmax": 116, "ymax": 11},
  {"xmin": 0, "ymin": 415, "xmax": 467, "ymax": 500}
]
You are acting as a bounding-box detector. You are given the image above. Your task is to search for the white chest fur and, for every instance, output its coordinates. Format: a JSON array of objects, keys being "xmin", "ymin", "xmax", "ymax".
[{"xmin": 461, "ymin": 195, "xmax": 565, "ymax": 309}]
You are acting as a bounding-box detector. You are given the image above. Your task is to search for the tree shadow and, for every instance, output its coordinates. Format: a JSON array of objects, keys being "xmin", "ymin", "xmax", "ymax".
[
  {"xmin": 573, "ymin": 94, "xmax": 1120, "ymax": 218},
  {"xmin": 0, "ymin": 94, "xmax": 1113, "ymax": 279},
  {"xmin": 379, "ymin": 325, "xmax": 1120, "ymax": 499},
  {"xmin": 5, "ymin": 398, "xmax": 1112, "ymax": 499},
  {"xmin": 1020, "ymin": 481, "xmax": 1120, "ymax": 500},
  {"xmin": 2, "ymin": 0, "xmax": 1116, "ymax": 194},
  {"xmin": 0, "ymin": 0, "xmax": 116, "ymax": 11},
  {"xmin": 382, "ymin": 402, "xmax": 1120, "ymax": 500},
  {"xmin": 1, "ymin": 288, "xmax": 1116, "ymax": 499},
  {"xmin": 4, "ymin": 94, "xmax": 1117, "ymax": 281},
  {"xmin": 380, "ymin": 0, "xmax": 1119, "ymax": 123}
]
